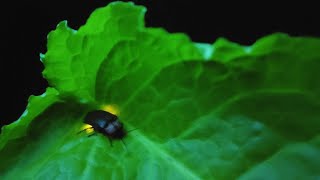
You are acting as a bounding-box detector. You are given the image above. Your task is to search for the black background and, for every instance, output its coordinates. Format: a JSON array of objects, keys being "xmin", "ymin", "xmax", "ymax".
[{"xmin": 1, "ymin": 1, "xmax": 319, "ymax": 129}]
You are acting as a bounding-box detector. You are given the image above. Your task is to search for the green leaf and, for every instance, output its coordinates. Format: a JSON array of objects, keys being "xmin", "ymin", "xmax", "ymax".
[
  {"xmin": 41, "ymin": 1, "xmax": 202, "ymax": 103},
  {"xmin": 0, "ymin": 88, "xmax": 59, "ymax": 150},
  {"xmin": 41, "ymin": 2, "xmax": 147, "ymax": 102},
  {"xmin": 1, "ymin": 1, "xmax": 320, "ymax": 179}
]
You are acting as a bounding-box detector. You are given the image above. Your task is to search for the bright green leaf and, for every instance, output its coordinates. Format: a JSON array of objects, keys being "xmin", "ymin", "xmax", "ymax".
[{"xmin": 1, "ymin": 1, "xmax": 320, "ymax": 180}]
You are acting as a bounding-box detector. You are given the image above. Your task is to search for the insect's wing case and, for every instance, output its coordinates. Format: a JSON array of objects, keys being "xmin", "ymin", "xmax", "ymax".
[{"xmin": 84, "ymin": 110, "xmax": 118, "ymax": 128}]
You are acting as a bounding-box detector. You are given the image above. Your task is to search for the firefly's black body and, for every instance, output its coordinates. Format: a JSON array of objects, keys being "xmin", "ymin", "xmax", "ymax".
[{"xmin": 84, "ymin": 110, "xmax": 126, "ymax": 141}]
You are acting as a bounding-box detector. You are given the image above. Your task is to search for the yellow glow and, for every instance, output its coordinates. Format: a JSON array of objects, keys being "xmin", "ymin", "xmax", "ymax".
[
  {"xmin": 81, "ymin": 124, "xmax": 94, "ymax": 134},
  {"xmin": 101, "ymin": 104, "xmax": 120, "ymax": 115}
]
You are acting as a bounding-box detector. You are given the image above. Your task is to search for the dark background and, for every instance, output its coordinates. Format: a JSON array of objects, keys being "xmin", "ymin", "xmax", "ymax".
[{"xmin": 1, "ymin": 1, "xmax": 319, "ymax": 129}]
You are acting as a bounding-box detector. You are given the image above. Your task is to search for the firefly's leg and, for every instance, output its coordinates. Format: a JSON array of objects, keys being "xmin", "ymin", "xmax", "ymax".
[
  {"xmin": 77, "ymin": 127, "xmax": 93, "ymax": 134},
  {"xmin": 121, "ymin": 139, "xmax": 128, "ymax": 151},
  {"xmin": 107, "ymin": 137, "xmax": 113, "ymax": 147},
  {"xmin": 87, "ymin": 132, "xmax": 97, "ymax": 137}
]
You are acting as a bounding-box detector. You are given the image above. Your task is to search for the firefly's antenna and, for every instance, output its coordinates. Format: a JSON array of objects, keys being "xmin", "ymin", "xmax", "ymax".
[
  {"xmin": 127, "ymin": 128, "xmax": 139, "ymax": 133},
  {"xmin": 120, "ymin": 128, "xmax": 139, "ymax": 151}
]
